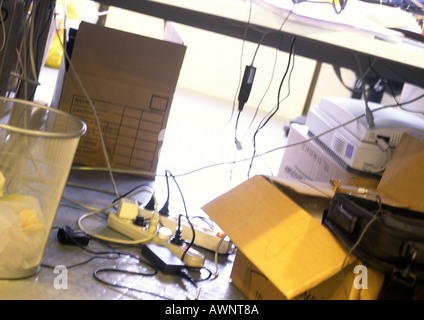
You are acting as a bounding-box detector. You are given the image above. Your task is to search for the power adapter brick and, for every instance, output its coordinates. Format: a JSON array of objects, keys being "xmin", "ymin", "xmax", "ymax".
[{"xmin": 142, "ymin": 243, "xmax": 185, "ymax": 274}]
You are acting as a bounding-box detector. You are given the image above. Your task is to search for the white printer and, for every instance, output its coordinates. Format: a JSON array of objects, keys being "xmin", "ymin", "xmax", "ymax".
[{"xmin": 304, "ymin": 96, "xmax": 424, "ymax": 175}]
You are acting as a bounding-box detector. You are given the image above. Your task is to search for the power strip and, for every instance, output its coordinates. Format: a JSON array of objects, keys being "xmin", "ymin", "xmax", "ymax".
[
  {"xmin": 107, "ymin": 213, "xmax": 205, "ymax": 267},
  {"xmin": 138, "ymin": 209, "xmax": 232, "ymax": 254},
  {"xmin": 107, "ymin": 212, "xmax": 156, "ymax": 242}
]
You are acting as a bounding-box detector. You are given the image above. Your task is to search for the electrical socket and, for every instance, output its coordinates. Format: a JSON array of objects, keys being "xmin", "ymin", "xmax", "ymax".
[
  {"xmin": 107, "ymin": 213, "xmax": 205, "ymax": 267},
  {"xmin": 138, "ymin": 209, "xmax": 232, "ymax": 254}
]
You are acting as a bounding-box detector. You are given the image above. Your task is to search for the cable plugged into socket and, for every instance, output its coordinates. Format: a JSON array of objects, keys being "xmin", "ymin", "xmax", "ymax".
[
  {"xmin": 159, "ymin": 201, "xmax": 169, "ymax": 216},
  {"xmin": 170, "ymin": 227, "xmax": 184, "ymax": 246},
  {"xmin": 144, "ymin": 196, "xmax": 156, "ymax": 211},
  {"xmin": 144, "ymin": 195, "xmax": 169, "ymax": 217},
  {"xmin": 169, "ymin": 214, "xmax": 184, "ymax": 246}
]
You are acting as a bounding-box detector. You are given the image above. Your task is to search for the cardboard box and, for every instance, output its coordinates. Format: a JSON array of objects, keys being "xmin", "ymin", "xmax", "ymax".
[
  {"xmin": 278, "ymin": 124, "xmax": 379, "ymax": 189},
  {"xmin": 377, "ymin": 133, "xmax": 424, "ymax": 213},
  {"xmin": 231, "ymin": 250, "xmax": 359, "ymax": 300},
  {"xmin": 202, "ymin": 175, "xmax": 385, "ymax": 300},
  {"xmin": 58, "ymin": 22, "xmax": 186, "ymax": 175}
]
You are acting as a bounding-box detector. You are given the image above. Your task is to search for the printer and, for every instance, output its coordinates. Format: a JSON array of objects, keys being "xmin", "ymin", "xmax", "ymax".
[{"xmin": 304, "ymin": 96, "xmax": 424, "ymax": 175}]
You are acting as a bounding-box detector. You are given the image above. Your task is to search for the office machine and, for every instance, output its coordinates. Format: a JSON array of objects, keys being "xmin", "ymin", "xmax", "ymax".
[{"xmin": 305, "ymin": 96, "xmax": 424, "ymax": 175}]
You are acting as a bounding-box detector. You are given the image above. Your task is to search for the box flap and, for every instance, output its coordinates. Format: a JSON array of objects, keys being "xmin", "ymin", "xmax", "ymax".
[
  {"xmin": 377, "ymin": 133, "xmax": 424, "ymax": 213},
  {"xmin": 70, "ymin": 22, "xmax": 186, "ymax": 90},
  {"xmin": 202, "ymin": 175, "xmax": 355, "ymax": 300},
  {"xmin": 269, "ymin": 176, "xmax": 335, "ymax": 198}
]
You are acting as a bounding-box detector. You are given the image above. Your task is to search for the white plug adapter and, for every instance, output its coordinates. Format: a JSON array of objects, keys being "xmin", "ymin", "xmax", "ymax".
[{"xmin": 117, "ymin": 198, "xmax": 139, "ymax": 220}]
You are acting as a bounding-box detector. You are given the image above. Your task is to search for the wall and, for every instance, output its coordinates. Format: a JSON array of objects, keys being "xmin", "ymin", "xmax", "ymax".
[{"xmin": 104, "ymin": 4, "xmax": 354, "ymax": 122}]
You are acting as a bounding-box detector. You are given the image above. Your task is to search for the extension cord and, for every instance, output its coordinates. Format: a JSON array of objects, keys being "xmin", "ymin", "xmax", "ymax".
[
  {"xmin": 138, "ymin": 209, "xmax": 232, "ymax": 254},
  {"xmin": 107, "ymin": 212, "xmax": 157, "ymax": 242},
  {"xmin": 107, "ymin": 213, "xmax": 205, "ymax": 267}
]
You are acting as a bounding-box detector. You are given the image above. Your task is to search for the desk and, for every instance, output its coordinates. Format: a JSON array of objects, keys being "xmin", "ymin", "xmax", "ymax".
[{"xmin": 95, "ymin": 0, "xmax": 424, "ymax": 89}]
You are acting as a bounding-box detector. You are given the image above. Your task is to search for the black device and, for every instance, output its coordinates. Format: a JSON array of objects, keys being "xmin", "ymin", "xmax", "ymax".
[
  {"xmin": 142, "ymin": 243, "xmax": 198, "ymax": 287},
  {"xmin": 238, "ymin": 65, "xmax": 256, "ymax": 111},
  {"xmin": 57, "ymin": 226, "xmax": 90, "ymax": 247},
  {"xmin": 322, "ymin": 192, "xmax": 424, "ymax": 299},
  {"xmin": 142, "ymin": 243, "xmax": 185, "ymax": 274}
]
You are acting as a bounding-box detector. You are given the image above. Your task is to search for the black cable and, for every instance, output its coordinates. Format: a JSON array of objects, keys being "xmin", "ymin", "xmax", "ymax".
[
  {"xmin": 247, "ymin": 36, "xmax": 297, "ymax": 177},
  {"xmin": 233, "ymin": 4, "xmax": 295, "ymax": 153},
  {"xmin": 111, "ymin": 183, "xmax": 154, "ymax": 210},
  {"xmin": 159, "ymin": 170, "xmax": 170, "ymax": 215},
  {"xmin": 45, "ymin": 226, "xmax": 152, "ymax": 267},
  {"xmin": 29, "ymin": 0, "xmax": 56, "ymax": 101},
  {"xmin": 0, "ymin": 8, "xmax": 8, "ymax": 24},
  {"xmin": 366, "ymin": 58, "xmax": 402, "ymax": 105},
  {"xmin": 165, "ymin": 170, "xmax": 196, "ymax": 263},
  {"xmin": 185, "ymin": 266, "xmax": 213, "ymax": 283},
  {"xmin": 354, "ymin": 53, "xmax": 375, "ymax": 127},
  {"xmin": 177, "ymin": 266, "xmax": 214, "ymax": 287},
  {"xmin": 177, "ymin": 268, "xmax": 198, "ymax": 288},
  {"xmin": 170, "ymin": 214, "xmax": 184, "ymax": 245},
  {"xmin": 92, "ymin": 267, "xmax": 168, "ymax": 299},
  {"xmin": 225, "ymin": 0, "xmax": 253, "ymax": 128},
  {"xmin": 333, "ymin": 65, "xmax": 363, "ymax": 93}
]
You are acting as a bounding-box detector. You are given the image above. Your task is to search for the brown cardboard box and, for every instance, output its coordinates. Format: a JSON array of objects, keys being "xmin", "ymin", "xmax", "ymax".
[
  {"xmin": 202, "ymin": 175, "xmax": 385, "ymax": 300},
  {"xmin": 58, "ymin": 22, "xmax": 186, "ymax": 175},
  {"xmin": 278, "ymin": 124, "xmax": 379, "ymax": 190},
  {"xmin": 231, "ymin": 249, "xmax": 384, "ymax": 300},
  {"xmin": 377, "ymin": 133, "xmax": 424, "ymax": 213}
]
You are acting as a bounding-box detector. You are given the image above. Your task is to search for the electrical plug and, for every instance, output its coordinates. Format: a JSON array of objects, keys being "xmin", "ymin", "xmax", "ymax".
[{"xmin": 170, "ymin": 227, "xmax": 184, "ymax": 246}]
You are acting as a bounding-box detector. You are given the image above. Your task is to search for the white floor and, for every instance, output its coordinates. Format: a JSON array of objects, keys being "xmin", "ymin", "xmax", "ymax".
[
  {"xmin": 154, "ymin": 86, "xmax": 288, "ymax": 217},
  {"xmin": 35, "ymin": 66, "xmax": 290, "ymax": 219}
]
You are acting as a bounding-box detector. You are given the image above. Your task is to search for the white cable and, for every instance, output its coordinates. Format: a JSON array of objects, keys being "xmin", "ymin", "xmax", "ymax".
[
  {"xmin": 54, "ymin": 14, "xmax": 119, "ymax": 197},
  {"xmin": 0, "ymin": 0, "xmax": 6, "ymax": 52},
  {"xmin": 71, "ymin": 92, "xmax": 424, "ymax": 180},
  {"xmin": 61, "ymin": 195, "xmax": 100, "ymax": 212},
  {"xmin": 340, "ymin": 198, "xmax": 383, "ymax": 299},
  {"xmin": 70, "ymin": 108, "xmax": 385, "ymax": 179},
  {"xmin": 77, "ymin": 189, "xmax": 159, "ymax": 245},
  {"xmin": 65, "ymin": 181, "xmax": 119, "ymax": 196},
  {"xmin": 212, "ymin": 235, "xmax": 226, "ymax": 280}
]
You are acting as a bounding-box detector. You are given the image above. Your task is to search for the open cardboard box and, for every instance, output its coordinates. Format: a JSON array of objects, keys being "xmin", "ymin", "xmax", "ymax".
[
  {"xmin": 202, "ymin": 175, "xmax": 385, "ymax": 300},
  {"xmin": 203, "ymin": 133, "xmax": 424, "ymax": 300}
]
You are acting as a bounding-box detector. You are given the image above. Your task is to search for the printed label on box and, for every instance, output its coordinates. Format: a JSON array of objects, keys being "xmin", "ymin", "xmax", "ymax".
[{"xmin": 70, "ymin": 95, "xmax": 164, "ymax": 171}]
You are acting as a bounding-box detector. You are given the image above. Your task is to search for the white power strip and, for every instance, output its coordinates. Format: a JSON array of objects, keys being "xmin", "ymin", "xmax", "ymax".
[
  {"xmin": 107, "ymin": 212, "xmax": 156, "ymax": 241},
  {"xmin": 138, "ymin": 209, "xmax": 232, "ymax": 254},
  {"xmin": 107, "ymin": 213, "xmax": 205, "ymax": 267}
]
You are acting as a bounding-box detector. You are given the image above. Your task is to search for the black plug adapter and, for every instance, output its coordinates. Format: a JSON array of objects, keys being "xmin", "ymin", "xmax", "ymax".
[
  {"xmin": 57, "ymin": 226, "xmax": 90, "ymax": 246},
  {"xmin": 142, "ymin": 243, "xmax": 185, "ymax": 274},
  {"xmin": 159, "ymin": 201, "xmax": 169, "ymax": 216},
  {"xmin": 238, "ymin": 64, "xmax": 256, "ymax": 111},
  {"xmin": 170, "ymin": 228, "xmax": 184, "ymax": 246},
  {"xmin": 144, "ymin": 196, "xmax": 156, "ymax": 211}
]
